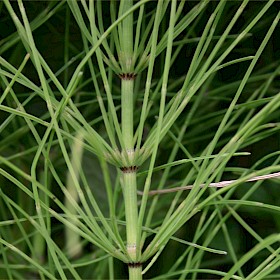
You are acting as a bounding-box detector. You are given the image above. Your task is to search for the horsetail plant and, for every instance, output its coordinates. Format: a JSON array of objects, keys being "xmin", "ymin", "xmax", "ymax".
[{"xmin": 0, "ymin": 0, "xmax": 280, "ymax": 279}]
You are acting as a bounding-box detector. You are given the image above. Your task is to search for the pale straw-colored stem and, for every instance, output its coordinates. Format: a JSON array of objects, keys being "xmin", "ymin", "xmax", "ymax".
[{"xmin": 138, "ymin": 172, "xmax": 280, "ymax": 196}]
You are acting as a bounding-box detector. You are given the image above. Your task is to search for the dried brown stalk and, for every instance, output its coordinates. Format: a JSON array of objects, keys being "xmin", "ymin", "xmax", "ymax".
[{"xmin": 137, "ymin": 172, "xmax": 280, "ymax": 196}]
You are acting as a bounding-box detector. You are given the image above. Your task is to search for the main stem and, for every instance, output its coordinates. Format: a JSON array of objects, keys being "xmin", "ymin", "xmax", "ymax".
[
  {"xmin": 121, "ymin": 81, "xmax": 137, "ymax": 260},
  {"xmin": 121, "ymin": 79, "xmax": 142, "ymax": 280},
  {"xmin": 120, "ymin": 1, "xmax": 142, "ymax": 278},
  {"xmin": 122, "ymin": 80, "xmax": 134, "ymax": 150}
]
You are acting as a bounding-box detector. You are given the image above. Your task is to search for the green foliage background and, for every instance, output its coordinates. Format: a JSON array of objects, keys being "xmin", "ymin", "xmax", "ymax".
[{"xmin": 0, "ymin": 1, "xmax": 280, "ymax": 279}]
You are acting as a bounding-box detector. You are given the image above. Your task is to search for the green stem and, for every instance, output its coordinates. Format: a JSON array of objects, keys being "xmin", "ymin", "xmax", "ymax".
[
  {"xmin": 65, "ymin": 132, "xmax": 84, "ymax": 258},
  {"xmin": 121, "ymin": 79, "xmax": 134, "ymax": 150},
  {"xmin": 121, "ymin": 66, "xmax": 139, "ymax": 267},
  {"xmin": 129, "ymin": 265, "xmax": 142, "ymax": 280},
  {"xmin": 122, "ymin": 171, "xmax": 138, "ymax": 261},
  {"xmin": 121, "ymin": 0, "xmax": 133, "ymax": 72},
  {"xmin": 119, "ymin": 1, "xmax": 142, "ymax": 278},
  {"xmin": 122, "ymin": 170, "xmax": 142, "ymax": 280}
]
